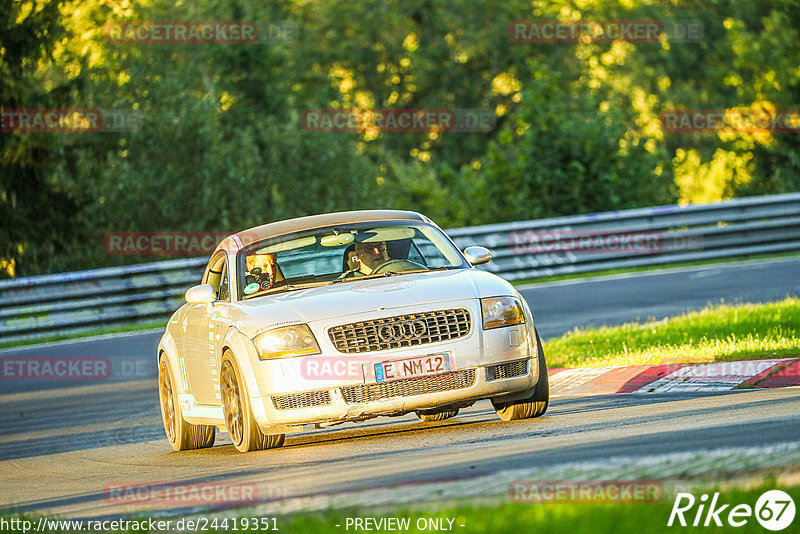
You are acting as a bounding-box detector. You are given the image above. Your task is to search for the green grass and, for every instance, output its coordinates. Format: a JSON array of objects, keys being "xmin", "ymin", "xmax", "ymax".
[
  {"xmin": 544, "ymin": 297, "xmax": 800, "ymax": 368},
  {"xmin": 2, "ymin": 483, "xmax": 797, "ymax": 533},
  {"xmin": 511, "ymin": 250, "xmax": 800, "ymax": 286}
]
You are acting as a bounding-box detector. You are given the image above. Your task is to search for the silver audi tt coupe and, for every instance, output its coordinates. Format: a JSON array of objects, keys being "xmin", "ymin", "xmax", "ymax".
[{"xmin": 157, "ymin": 210, "xmax": 549, "ymax": 452}]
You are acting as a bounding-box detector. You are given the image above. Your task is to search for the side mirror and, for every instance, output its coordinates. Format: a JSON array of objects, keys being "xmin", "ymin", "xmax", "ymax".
[
  {"xmin": 185, "ymin": 284, "xmax": 216, "ymax": 304},
  {"xmin": 463, "ymin": 246, "xmax": 492, "ymax": 266}
]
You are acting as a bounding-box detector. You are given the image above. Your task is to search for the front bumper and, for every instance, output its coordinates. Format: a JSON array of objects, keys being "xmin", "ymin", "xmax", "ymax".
[
  {"xmin": 243, "ymin": 298, "xmax": 540, "ymax": 430},
  {"xmin": 252, "ymin": 357, "xmax": 537, "ymax": 430}
]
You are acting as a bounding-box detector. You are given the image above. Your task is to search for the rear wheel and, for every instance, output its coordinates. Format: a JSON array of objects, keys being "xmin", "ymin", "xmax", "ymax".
[
  {"xmin": 221, "ymin": 353, "xmax": 285, "ymax": 452},
  {"xmin": 492, "ymin": 329, "xmax": 549, "ymax": 421},
  {"xmin": 415, "ymin": 408, "xmax": 459, "ymax": 422},
  {"xmin": 158, "ymin": 355, "xmax": 215, "ymax": 451}
]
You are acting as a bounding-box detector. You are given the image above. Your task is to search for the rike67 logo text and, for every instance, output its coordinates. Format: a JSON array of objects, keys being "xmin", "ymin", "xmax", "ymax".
[{"xmin": 668, "ymin": 490, "xmax": 795, "ymax": 531}]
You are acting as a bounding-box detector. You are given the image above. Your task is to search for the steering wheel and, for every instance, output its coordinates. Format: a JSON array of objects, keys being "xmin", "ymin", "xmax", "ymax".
[{"xmin": 372, "ymin": 259, "xmax": 426, "ymax": 274}]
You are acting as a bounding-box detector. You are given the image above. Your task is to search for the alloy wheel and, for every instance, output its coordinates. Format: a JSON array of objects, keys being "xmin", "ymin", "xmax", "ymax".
[
  {"xmin": 221, "ymin": 361, "xmax": 244, "ymax": 446},
  {"xmin": 158, "ymin": 358, "xmax": 176, "ymax": 442}
]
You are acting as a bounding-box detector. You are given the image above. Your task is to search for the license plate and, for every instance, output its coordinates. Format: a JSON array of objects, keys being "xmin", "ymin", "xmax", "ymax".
[{"xmin": 374, "ymin": 352, "xmax": 452, "ymax": 383}]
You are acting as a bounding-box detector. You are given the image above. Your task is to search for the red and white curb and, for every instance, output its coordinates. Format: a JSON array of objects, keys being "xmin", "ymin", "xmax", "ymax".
[{"xmin": 548, "ymin": 358, "xmax": 800, "ymax": 396}]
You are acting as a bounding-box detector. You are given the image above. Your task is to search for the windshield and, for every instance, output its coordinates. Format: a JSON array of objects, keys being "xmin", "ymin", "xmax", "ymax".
[{"xmin": 236, "ymin": 221, "xmax": 468, "ymax": 299}]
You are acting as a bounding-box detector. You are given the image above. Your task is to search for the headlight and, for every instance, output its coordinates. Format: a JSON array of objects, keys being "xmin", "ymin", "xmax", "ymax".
[
  {"xmin": 253, "ymin": 324, "xmax": 321, "ymax": 359},
  {"xmin": 481, "ymin": 296, "xmax": 526, "ymax": 330}
]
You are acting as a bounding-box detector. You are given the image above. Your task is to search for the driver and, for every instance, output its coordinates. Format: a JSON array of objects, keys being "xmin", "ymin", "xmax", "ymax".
[{"xmin": 347, "ymin": 241, "xmax": 391, "ymax": 276}]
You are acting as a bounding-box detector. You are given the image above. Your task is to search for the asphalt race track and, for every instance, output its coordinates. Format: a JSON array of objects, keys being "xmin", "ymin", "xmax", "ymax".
[{"xmin": 1, "ymin": 257, "xmax": 798, "ymax": 519}]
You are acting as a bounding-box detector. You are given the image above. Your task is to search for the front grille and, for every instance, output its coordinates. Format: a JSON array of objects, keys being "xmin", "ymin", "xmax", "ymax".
[
  {"xmin": 271, "ymin": 390, "xmax": 332, "ymax": 411},
  {"xmin": 340, "ymin": 368, "xmax": 477, "ymax": 404},
  {"xmin": 486, "ymin": 359, "xmax": 529, "ymax": 381},
  {"xmin": 329, "ymin": 309, "xmax": 471, "ymax": 354}
]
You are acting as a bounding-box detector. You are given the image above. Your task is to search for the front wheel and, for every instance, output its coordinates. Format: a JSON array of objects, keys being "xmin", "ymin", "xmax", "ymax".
[
  {"xmin": 492, "ymin": 329, "xmax": 549, "ymax": 421},
  {"xmin": 221, "ymin": 353, "xmax": 285, "ymax": 452},
  {"xmin": 158, "ymin": 355, "xmax": 215, "ymax": 451}
]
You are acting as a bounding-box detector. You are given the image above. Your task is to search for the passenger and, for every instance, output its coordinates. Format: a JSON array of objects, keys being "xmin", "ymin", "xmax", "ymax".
[{"xmin": 245, "ymin": 252, "xmax": 277, "ymax": 290}]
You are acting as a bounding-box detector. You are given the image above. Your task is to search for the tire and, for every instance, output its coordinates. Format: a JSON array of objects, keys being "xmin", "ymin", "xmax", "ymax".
[
  {"xmin": 492, "ymin": 329, "xmax": 549, "ymax": 421},
  {"xmin": 415, "ymin": 408, "xmax": 459, "ymax": 422},
  {"xmin": 158, "ymin": 354, "xmax": 215, "ymax": 451},
  {"xmin": 220, "ymin": 352, "xmax": 285, "ymax": 452}
]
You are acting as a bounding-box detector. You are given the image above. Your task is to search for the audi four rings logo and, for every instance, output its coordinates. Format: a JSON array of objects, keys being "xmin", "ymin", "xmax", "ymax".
[{"xmin": 377, "ymin": 320, "xmax": 428, "ymax": 342}]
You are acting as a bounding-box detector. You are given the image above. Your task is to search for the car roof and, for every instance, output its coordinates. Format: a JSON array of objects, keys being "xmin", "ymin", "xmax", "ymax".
[{"xmin": 223, "ymin": 210, "xmax": 430, "ymax": 252}]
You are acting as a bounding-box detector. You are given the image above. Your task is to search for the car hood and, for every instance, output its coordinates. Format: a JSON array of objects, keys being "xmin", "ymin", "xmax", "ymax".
[{"xmin": 229, "ymin": 269, "xmax": 516, "ymax": 337}]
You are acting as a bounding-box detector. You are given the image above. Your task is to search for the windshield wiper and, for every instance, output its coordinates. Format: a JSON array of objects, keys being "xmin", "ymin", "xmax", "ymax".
[
  {"xmin": 332, "ymin": 272, "xmax": 392, "ymax": 283},
  {"xmin": 244, "ymin": 280, "xmax": 334, "ymax": 298},
  {"xmin": 384, "ymin": 267, "xmax": 452, "ymax": 275}
]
